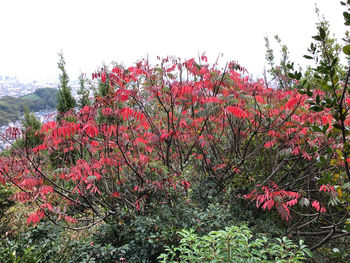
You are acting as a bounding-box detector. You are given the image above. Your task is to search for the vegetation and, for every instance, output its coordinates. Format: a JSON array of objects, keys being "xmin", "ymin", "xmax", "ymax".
[
  {"xmin": 3, "ymin": 1, "xmax": 350, "ymax": 263},
  {"xmin": 158, "ymin": 225, "xmax": 311, "ymax": 262},
  {"xmin": 56, "ymin": 52, "xmax": 76, "ymax": 118},
  {"xmin": 13, "ymin": 106, "xmax": 44, "ymax": 149},
  {"xmin": 0, "ymin": 88, "xmax": 58, "ymax": 126},
  {"xmin": 0, "ymin": 55, "xmax": 325, "ymax": 262},
  {"xmin": 77, "ymin": 73, "xmax": 91, "ymax": 109}
]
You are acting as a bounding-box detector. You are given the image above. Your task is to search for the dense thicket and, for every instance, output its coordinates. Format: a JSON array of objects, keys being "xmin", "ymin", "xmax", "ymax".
[{"xmin": 2, "ymin": 2, "xmax": 350, "ymax": 262}]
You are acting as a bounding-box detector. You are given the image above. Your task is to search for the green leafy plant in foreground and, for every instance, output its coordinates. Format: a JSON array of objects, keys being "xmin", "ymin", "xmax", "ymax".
[
  {"xmin": 0, "ymin": 221, "xmax": 118, "ymax": 263},
  {"xmin": 158, "ymin": 225, "xmax": 311, "ymax": 263}
]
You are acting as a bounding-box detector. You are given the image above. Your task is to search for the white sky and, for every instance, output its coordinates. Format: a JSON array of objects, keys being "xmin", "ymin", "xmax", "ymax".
[{"xmin": 0, "ymin": 0, "xmax": 347, "ymax": 81}]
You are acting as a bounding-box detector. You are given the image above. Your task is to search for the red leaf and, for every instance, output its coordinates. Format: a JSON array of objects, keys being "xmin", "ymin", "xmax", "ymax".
[
  {"xmin": 226, "ymin": 106, "xmax": 248, "ymax": 119},
  {"xmin": 64, "ymin": 215, "xmax": 77, "ymax": 224},
  {"xmin": 312, "ymin": 200, "xmax": 325, "ymax": 213},
  {"xmin": 111, "ymin": 192, "xmax": 121, "ymax": 198},
  {"xmin": 285, "ymin": 96, "xmax": 299, "ymax": 110},
  {"xmin": 276, "ymin": 203, "xmax": 291, "ymax": 221},
  {"xmin": 262, "ymin": 199, "xmax": 274, "ymax": 210},
  {"xmin": 27, "ymin": 210, "xmax": 45, "ymax": 225},
  {"xmin": 136, "ymin": 137, "xmax": 148, "ymax": 145},
  {"xmin": 264, "ymin": 140, "xmax": 276, "ymax": 149},
  {"xmin": 181, "ymin": 180, "xmax": 191, "ymax": 190},
  {"xmin": 346, "ymin": 97, "xmax": 350, "ymax": 106},
  {"xmin": 101, "ymin": 72, "xmax": 106, "ymax": 83},
  {"xmin": 319, "ymin": 185, "xmax": 335, "ymax": 193},
  {"xmin": 285, "ymin": 198, "xmax": 298, "ymax": 207}
]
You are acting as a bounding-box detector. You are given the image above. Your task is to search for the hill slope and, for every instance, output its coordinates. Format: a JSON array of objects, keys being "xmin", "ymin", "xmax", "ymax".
[{"xmin": 0, "ymin": 88, "xmax": 58, "ymax": 126}]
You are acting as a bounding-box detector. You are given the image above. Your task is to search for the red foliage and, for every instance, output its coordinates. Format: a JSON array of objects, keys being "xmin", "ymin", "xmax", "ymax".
[
  {"xmin": 244, "ymin": 182, "xmax": 301, "ymax": 221},
  {"xmin": 0, "ymin": 56, "xmax": 336, "ymax": 225}
]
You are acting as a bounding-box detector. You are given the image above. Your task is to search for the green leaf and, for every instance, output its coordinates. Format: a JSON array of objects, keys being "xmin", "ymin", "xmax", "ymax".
[
  {"xmin": 343, "ymin": 44, "xmax": 350, "ymax": 55},
  {"xmin": 309, "ymin": 105, "xmax": 323, "ymax": 112},
  {"xmin": 295, "ymin": 72, "xmax": 302, "ymax": 80},
  {"xmin": 310, "ymin": 42, "xmax": 316, "ymax": 51},
  {"xmin": 320, "ymin": 28, "xmax": 326, "ymax": 40},
  {"xmin": 316, "ymin": 95, "xmax": 320, "ymax": 103},
  {"xmin": 333, "ymin": 113, "xmax": 340, "ymax": 121},
  {"xmin": 326, "ymin": 147, "xmax": 333, "ymax": 154},
  {"xmin": 303, "ymin": 55, "xmax": 313, "ymax": 60},
  {"xmin": 307, "ymin": 90, "xmax": 313, "ymax": 97},
  {"xmin": 304, "ymin": 248, "xmax": 313, "ymax": 258},
  {"xmin": 344, "ymin": 12, "xmax": 350, "ymax": 20},
  {"xmin": 298, "ymin": 89, "xmax": 306, "ymax": 95},
  {"xmin": 331, "ymin": 58, "xmax": 339, "ymax": 69},
  {"xmin": 311, "ymin": 126, "xmax": 322, "ymax": 132},
  {"xmin": 333, "ymin": 123, "xmax": 342, "ymax": 130},
  {"xmin": 333, "ymin": 76, "xmax": 339, "ymax": 85}
]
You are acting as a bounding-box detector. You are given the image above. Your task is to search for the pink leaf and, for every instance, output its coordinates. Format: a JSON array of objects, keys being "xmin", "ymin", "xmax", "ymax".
[{"xmin": 262, "ymin": 199, "xmax": 274, "ymax": 210}]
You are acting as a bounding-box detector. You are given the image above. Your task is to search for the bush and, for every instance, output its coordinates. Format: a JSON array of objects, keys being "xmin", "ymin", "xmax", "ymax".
[
  {"xmin": 158, "ymin": 225, "xmax": 311, "ymax": 263},
  {"xmin": 92, "ymin": 197, "xmax": 289, "ymax": 262},
  {"xmin": 93, "ymin": 201, "xmax": 243, "ymax": 262},
  {"xmin": 0, "ymin": 221, "xmax": 118, "ymax": 263}
]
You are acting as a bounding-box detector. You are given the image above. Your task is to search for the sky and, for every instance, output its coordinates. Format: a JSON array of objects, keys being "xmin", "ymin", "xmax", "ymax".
[{"xmin": 0, "ymin": 0, "xmax": 347, "ymax": 82}]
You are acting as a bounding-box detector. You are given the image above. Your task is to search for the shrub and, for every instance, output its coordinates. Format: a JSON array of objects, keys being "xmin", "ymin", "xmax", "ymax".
[
  {"xmin": 158, "ymin": 225, "xmax": 311, "ymax": 263},
  {"xmin": 0, "ymin": 221, "xmax": 118, "ymax": 263}
]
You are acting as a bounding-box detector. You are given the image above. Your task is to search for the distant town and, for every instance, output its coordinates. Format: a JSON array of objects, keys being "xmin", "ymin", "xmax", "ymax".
[
  {"xmin": 0, "ymin": 75, "xmax": 81, "ymax": 98},
  {"xmin": 0, "ymin": 75, "xmax": 82, "ymax": 151}
]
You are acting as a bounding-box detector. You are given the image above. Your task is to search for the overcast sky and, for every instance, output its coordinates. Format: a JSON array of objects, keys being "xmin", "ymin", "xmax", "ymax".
[{"xmin": 0, "ymin": 0, "xmax": 347, "ymax": 82}]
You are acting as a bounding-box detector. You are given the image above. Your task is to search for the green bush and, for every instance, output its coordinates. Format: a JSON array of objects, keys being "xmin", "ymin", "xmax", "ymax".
[
  {"xmin": 92, "ymin": 197, "xmax": 287, "ymax": 262},
  {"xmin": 0, "ymin": 190, "xmax": 310, "ymax": 263},
  {"xmin": 158, "ymin": 225, "xmax": 312, "ymax": 263},
  {"xmin": 0, "ymin": 184, "xmax": 15, "ymax": 237},
  {"xmin": 94, "ymin": 202, "xmax": 242, "ymax": 262},
  {"xmin": 0, "ymin": 221, "xmax": 118, "ymax": 263}
]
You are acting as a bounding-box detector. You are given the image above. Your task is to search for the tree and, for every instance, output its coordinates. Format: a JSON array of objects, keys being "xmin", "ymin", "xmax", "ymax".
[
  {"xmin": 0, "ymin": 56, "xmax": 328, "ymax": 229},
  {"xmin": 12, "ymin": 106, "xmax": 43, "ymax": 150},
  {"xmin": 21, "ymin": 106, "xmax": 43, "ymax": 148},
  {"xmin": 264, "ymin": 35, "xmax": 297, "ymax": 90},
  {"xmin": 77, "ymin": 73, "xmax": 91, "ymax": 109},
  {"xmin": 269, "ymin": 2, "xmax": 350, "ymax": 250},
  {"xmin": 56, "ymin": 52, "xmax": 76, "ymax": 117}
]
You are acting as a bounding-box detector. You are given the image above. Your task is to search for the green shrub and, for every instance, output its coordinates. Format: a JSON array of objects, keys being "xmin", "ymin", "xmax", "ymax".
[
  {"xmin": 158, "ymin": 225, "xmax": 312, "ymax": 263},
  {"xmin": 0, "ymin": 221, "xmax": 118, "ymax": 263},
  {"xmin": 92, "ymin": 198, "xmax": 287, "ymax": 262},
  {"xmin": 0, "ymin": 239, "xmax": 39, "ymax": 263},
  {"xmin": 0, "ymin": 184, "xmax": 15, "ymax": 237}
]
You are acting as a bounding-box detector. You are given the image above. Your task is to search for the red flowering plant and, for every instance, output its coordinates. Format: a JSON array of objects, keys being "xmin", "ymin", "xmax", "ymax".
[{"xmin": 0, "ymin": 53, "xmax": 343, "ymax": 250}]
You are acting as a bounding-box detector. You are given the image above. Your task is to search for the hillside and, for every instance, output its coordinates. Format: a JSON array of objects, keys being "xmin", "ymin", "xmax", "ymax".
[{"xmin": 0, "ymin": 88, "xmax": 58, "ymax": 126}]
